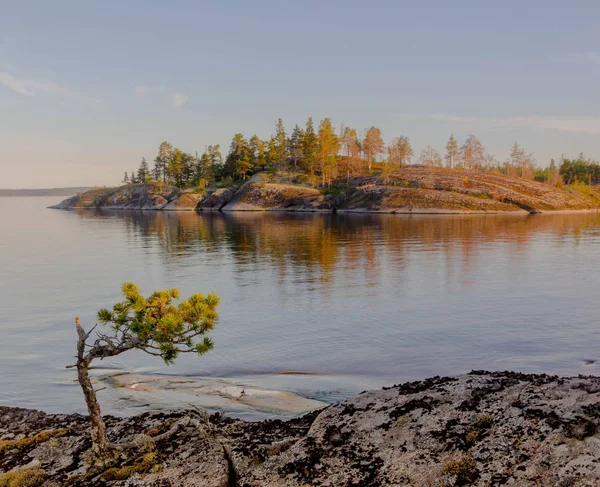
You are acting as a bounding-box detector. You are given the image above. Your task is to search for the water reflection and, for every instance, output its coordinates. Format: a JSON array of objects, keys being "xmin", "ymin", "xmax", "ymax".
[
  {"xmin": 74, "ymin": 209, "xmax": 600, "ymax": 288},
  {"xmin": 4, "ymin": 202, "xmax": 600, "ymax": 415}
]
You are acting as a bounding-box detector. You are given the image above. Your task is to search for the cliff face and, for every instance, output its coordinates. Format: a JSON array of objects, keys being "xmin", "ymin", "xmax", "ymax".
[
  {"xmin": 50, "ymin": 169, "xmax": 600, "ymax": 214},
  {"xmin": 3, "ymin": 372, "xmax": 600, "ymax": 486}
]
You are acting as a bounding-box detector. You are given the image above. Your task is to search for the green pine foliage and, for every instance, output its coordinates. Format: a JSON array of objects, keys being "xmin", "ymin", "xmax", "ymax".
[{"xmin": 97, "ymin": 282, "xmax": 219, "ymax": 364}]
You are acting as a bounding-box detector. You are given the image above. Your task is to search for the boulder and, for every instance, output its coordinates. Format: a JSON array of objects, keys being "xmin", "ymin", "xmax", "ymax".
[
  {"xmin": 197, "ymin": 188, "xmax": 234, "ymax": 211},
  {"xmin": 162, "ymin": 192, "xmax": 205, "ymax": 211}
]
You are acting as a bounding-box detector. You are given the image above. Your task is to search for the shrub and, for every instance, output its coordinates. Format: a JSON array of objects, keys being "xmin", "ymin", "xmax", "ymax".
[{"xmin": 441, "ymin": 455, "xmax": 477, "ymax": 483}]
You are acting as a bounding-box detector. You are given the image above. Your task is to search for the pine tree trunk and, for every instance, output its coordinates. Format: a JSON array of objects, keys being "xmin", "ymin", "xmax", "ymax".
[
  {"xmin": 77, "ymin": 362, "xmax": 111, "ymax": 459},
  {"xmin": 75, "ymin": 318, "xmax": 111, "ymax": 459}
]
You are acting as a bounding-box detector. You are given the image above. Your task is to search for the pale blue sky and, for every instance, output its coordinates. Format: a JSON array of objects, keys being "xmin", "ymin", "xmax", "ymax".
[{"xmin": 2, "ymin": 0, "xmax": 600, "ymax": 187}]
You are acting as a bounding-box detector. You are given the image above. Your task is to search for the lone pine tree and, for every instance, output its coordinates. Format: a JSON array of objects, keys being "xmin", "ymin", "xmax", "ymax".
[{"xmin": 72, "ymin": 282, "xmax": 219, "ymax": 459}]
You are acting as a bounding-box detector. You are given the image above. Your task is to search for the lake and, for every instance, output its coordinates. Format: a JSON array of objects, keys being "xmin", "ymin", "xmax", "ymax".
[{"xmin": 2, "ymin": 197, "xmax": 600, "ymax": 416}]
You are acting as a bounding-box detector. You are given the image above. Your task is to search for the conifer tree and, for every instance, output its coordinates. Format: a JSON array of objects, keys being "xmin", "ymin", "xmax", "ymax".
[
  {"xmin": 122, "ymin": 172, "xmax": 129, "ymax": 184},
  {"xmin": 288, "ymin": 124, "xmax": 304, "ymax": 171},
  {"xmin": 225, "ymin": 133, "xmax": 253, "ymax": 180},
  {"xmin": 137, "ymin": 158, "xmax": 150, "ymax": 183},
  {"xmin": 317, "ymin": 118, "xmax": 340, "ymax": 185},
  {"xmin": 130, "ymin": 170, "xmax": 138, "ymax": 184},
  {"xmin": 152, "ymin": 156, "xmax": 163, "ymax": 182},
  {"xmin": 302, "ymin": 117, "xmax": 319, "ymax": 178},
  {"xmin": 71, "ymin": 282, "xmax": 219, "ymax": 459},
  {"xmin": 445, "ymin": 134, "xmax": 459, "ymax": 169},
  {"xmin": 274, "ymin": 118, "xmax": 287, "ymax": 168},
  {"xmin": 249, "ymin": 135, "xmax": 267, "ymax": 171}
]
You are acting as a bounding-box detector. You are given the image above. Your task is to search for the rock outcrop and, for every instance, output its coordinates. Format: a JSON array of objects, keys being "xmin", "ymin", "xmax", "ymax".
[
  {"xmin": 161, "ymin": 192, "xmax": 205, "ymax": 211},
  {"xmin": 222, "ymin": 181, "xmax": 329, "ymax": 212},
  {"xmin": 50, "ymin": 168, "xmax": 600, "ymax": 214},
  {"xmin": 197, "ymin": 188, "xmax": 234, "ymax": 211},
  {"xmin": 4, "ymin": 372, "xmax": 600, "ymax": 486}
]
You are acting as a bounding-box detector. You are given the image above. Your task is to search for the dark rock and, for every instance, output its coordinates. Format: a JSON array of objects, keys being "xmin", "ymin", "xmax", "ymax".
[{"xmin": 4, "ymin": 373, "xmax": 600, "ymax": 486}]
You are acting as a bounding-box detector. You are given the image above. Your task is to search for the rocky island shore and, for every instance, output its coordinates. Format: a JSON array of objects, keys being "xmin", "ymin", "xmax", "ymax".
[
  {"xmin": 50, "ymin": 168, "xmax": 600, "ymax": 214},
  {"xmin": 3, "ymin": 371, "xmax": 600, "ymax": 486}
]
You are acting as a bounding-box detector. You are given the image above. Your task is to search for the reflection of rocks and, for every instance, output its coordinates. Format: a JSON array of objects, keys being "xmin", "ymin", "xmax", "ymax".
[
  {"xmin": 104, "ymin": 373, "xmax": 326, "ymax": 417},
  {"xmin": 4, "ymin": 372, "xmax": 600, "ymax": 486}
]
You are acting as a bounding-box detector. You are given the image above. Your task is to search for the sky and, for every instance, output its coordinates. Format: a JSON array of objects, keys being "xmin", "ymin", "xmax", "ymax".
[{"xmin": 2, "ymin": 0, "xmax": 600, "ymax": 188}]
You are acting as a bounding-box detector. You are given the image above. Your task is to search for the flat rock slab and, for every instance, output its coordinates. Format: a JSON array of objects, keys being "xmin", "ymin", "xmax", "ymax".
[{"xmin": 104, "ymin": 373, "xmax": 326, "ymax": 417}]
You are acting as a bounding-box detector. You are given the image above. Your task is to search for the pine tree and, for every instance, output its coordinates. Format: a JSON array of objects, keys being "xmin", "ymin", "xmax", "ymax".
[
  {"xmin": 157, "ymin": 142, "xmax": 173, "ymax": 183},
  {"xmin": 122, "ymin": 172, "xmax": 129, "ymax": 184},
  {"xmin": 445, "ymin": 134, "xmax": 459, "ymax": 169},
  {"xmin": 249, "ymin": 135, "xmax": 267, "ymax": 171},
  {"xmin": 274, "ymin": 118, "xmax": 287, "ymax": 169},
  {"xmin": 71, "ymin": 282, "xmax": 219, "ymax": 459},
  {"xmin": 137, "ymin": 157, "xmax": 150, "ymax": 183},
  {"xmin": 130, "ymin": 170, "xmax": 138, "ymax": 184},
  {"xmin": 168, "ymin": 149, "xmax": 186, "ymax": 187},
  {"xmin": 152, "ymin": 156, "xmax": 163, "ymax": 182},
  {"xmin": 317, "ymin": 118, "xmax": 340, "ymax": 185},
  {"xmin": 225, "ymin": 133, "xmax": 253, "ymax": 180},
  {"xmin": 288, "ymin": 125, "xmax": 304, "ymax": 171},
  {"xmin": 302, "ymin": 117, "xmax": 319, "ymax": 178}
]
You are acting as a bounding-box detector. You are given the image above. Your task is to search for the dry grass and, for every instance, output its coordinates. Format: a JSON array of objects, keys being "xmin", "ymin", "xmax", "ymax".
[
  {"xmin": 101, "ymin": 452, "xmax": 159, "ymax": 481},
  {"xmin": 441, "ymin": 454, "xmax": 477, "ymax": 483},
  {"xmin": 0, "ymin": 467, "xmax": 46, "ymax": 487},
  {"xmin": 0, "ymin": 428, "xmax": 69, "ymax": 454}
]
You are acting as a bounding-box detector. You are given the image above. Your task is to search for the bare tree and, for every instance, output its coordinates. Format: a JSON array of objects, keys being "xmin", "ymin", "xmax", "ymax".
[
  {"xmin": 388, "ymin": 136, "xmax": 413, "ymax": 167},
  {"xmin": 420, "ymin": 146, "xmax": 443, "ymax": 168},
  {"xmin": 362, "ymin": 127, "xmax": 385, "ymax": 172},
  {"xmin": 339, "ymin": 125, "xmax": 361, "ymax": 181},
  {"xmin": 460, "ymin": 135, "xmax": 485, "ymax": 170},
  {"xmin": 510, "ymin": 142, "xmax": 535, "ymax": 179}
]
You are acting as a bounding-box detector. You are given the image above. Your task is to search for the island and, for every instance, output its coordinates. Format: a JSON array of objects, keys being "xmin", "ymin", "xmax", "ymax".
[{"xmin": 50, "ymin": 167, "xmax": 600, "ymax": 214}]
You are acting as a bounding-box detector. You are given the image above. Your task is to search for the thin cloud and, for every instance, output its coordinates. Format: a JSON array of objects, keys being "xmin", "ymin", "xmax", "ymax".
[
  {"xmin": 168, "ymin": 92, "xmax": 189, "ymax": 108},
  {"xmin": 0, "ymin": 71, "xmax": 103, "ymax": 108},
  {"xmin": 134, "ymin": 85, "xmax": 164, "ymax": 97},
  {"xmin": 574, "ymin": 52, "xmax": 600, "ymax": 65},
  {"xmin": 422, "ymin": 113, "xmax": 600, "ymax": 135},
  {"xmin": 0, "ymin": 71, "xmax": 35, "ymax": 95}
]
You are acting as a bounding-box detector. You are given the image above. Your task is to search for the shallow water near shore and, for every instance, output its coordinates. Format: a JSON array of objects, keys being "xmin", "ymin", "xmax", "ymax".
[{"xmin": 2, "ymin": 197, "xmax": 600, "ymax": 418}]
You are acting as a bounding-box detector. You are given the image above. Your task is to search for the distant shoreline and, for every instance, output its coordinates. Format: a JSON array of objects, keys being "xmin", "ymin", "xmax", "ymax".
[{"xmin": 1, "ymin": 187, "xmax": 92, "ymax": 197}]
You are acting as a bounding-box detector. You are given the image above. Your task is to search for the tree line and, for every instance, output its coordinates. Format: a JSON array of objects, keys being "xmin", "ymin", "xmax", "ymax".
[{"xmin": 121, "ymin": 118, "xmax": 599, "ymax": 188}]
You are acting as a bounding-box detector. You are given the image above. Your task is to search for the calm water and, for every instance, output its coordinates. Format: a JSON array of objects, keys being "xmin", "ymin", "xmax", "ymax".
[{"xmin": 2, "ymin": 197, "xmax": 600, "ymax": 415}]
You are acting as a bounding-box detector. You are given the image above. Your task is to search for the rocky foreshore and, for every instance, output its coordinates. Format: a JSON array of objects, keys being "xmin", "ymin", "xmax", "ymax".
[
  {"xmin": 3, "ymin": 371, "xmax": 600, "ymax": 486},
  {"xmin": 49, "ymin": 169, "xmax": 600, "ymax": 214}
]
